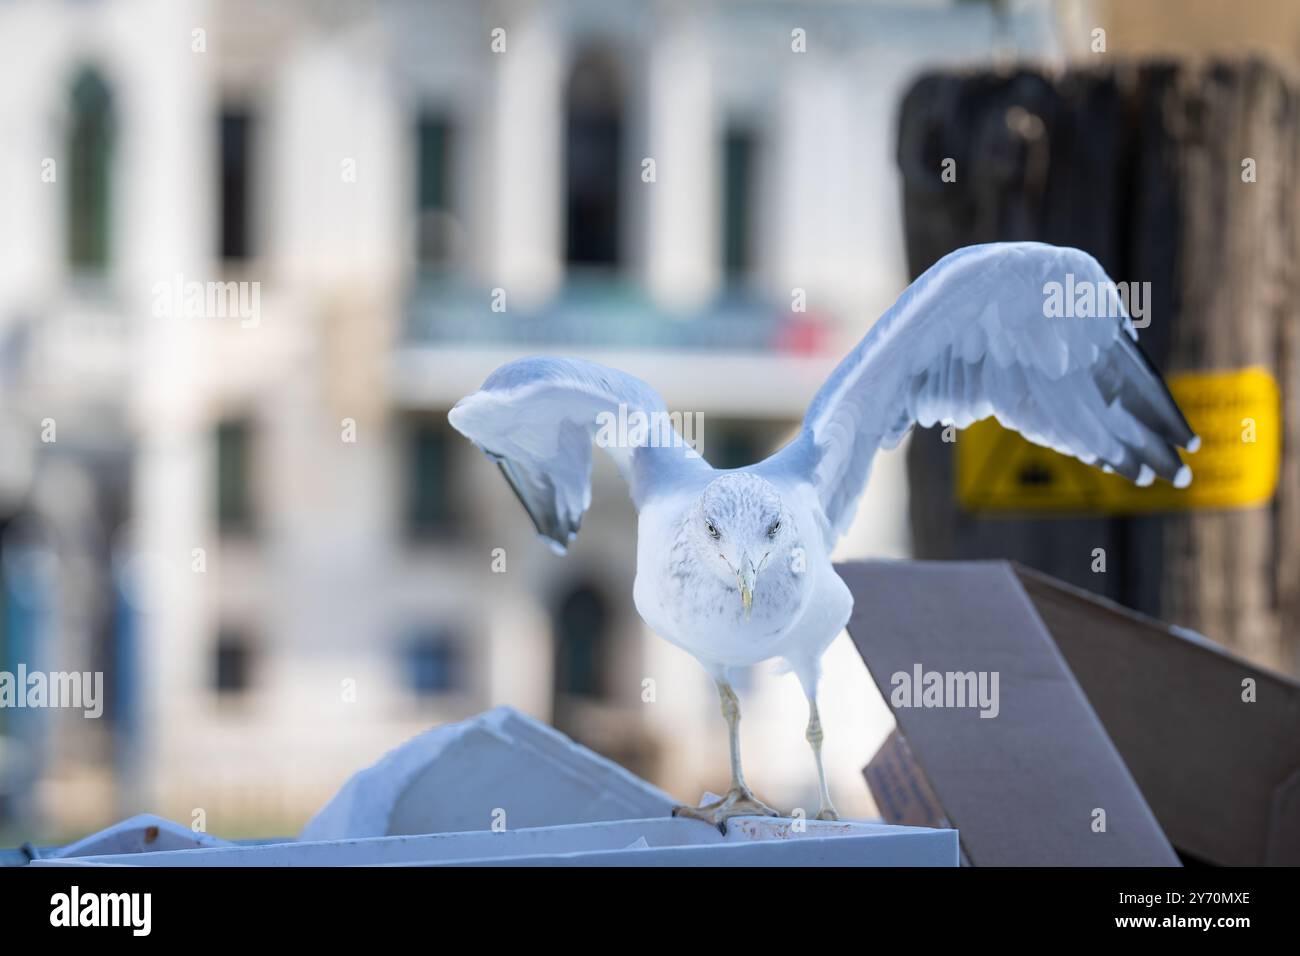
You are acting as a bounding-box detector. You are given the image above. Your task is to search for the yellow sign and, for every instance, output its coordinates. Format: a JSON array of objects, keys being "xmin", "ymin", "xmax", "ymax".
[{"xmin": 957, "ymin": 367, "xmax": 1281, "ymax": 514}]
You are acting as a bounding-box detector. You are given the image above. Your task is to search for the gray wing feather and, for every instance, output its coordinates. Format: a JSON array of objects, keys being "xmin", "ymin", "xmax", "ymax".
[
  {"xmin": 449, "ymin": 356, "xmax": 701, "ymax": 552},
  {"xmin": 765, "ymin": 242, "xmax": 1198, "ymax": 544}
]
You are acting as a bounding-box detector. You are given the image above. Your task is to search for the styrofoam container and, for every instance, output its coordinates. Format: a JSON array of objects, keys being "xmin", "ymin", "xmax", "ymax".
[
  {"xmin": 33, "ymin": 817, "xmax": 958, "ymax": 867},
  {"xmin": 299, "ymin": 706, "xmax": 676, "ymax": 841}
]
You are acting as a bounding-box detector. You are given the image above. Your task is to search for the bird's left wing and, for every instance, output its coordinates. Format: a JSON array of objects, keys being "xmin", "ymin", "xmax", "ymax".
[
  {"xmin": 763, "ymin": 242, "xmax": 1198, "ymax": 545},
  {"xmin": 449, "ymin": 356, "xmax": 704, "ymax": 553}
]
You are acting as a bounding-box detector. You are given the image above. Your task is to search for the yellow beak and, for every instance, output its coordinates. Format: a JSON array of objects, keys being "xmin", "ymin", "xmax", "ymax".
[{"xmin": 738, "ymin": 559, "xmax": 756, "ymax": 619}]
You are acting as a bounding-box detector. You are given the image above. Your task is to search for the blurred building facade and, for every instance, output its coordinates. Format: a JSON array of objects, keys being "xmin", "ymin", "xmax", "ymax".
[{"xmin": 0, "ymin": 0, "xmax": 1061, "ymax": 839}]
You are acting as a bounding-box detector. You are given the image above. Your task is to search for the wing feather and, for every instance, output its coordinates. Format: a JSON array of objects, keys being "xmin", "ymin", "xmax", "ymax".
[
  {"xmin": 762, "ymin": 242, "xmax": 1198, "ymax": 544},
  {"xmin": 449, "ymin": 356, "xmax": 704, "ymax": 552}
]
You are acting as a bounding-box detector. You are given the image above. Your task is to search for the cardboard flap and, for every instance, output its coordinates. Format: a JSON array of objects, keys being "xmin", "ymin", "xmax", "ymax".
[
  {"xmin": 840, "ymin": 559, "xmax": 1179, "ymax": 866},
  {"xmin": 1015, "ymin": 564, "xmax": 1300, "ymax": 866}
]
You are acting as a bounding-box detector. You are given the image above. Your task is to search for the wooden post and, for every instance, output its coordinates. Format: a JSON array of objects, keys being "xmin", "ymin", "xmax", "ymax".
[{"xmin": 898, "ymin": 60, "xmax": 1298, "ymax": 676}]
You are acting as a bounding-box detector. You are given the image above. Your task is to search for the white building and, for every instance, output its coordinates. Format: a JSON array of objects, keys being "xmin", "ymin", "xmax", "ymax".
[{"xmin": 0, "ymin": 0, "xmax": 1063, "ymax": 839}]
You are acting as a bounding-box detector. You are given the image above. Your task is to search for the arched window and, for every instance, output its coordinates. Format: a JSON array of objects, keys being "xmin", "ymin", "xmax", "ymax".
[
  {"xmin": 67, "ymin": 68, "xmax": 115, "ymax": 272},
  {"xmin": 552, "ymin": 582, "xmax": 611, "ymax": 700},
  {"xmin": 564, "ymin": 49, "xmax": 623, "ymax": 269}
]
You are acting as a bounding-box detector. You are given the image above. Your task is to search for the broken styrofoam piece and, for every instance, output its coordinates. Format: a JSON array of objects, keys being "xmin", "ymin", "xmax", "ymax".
[
  {"xmin": 299, "ymin": 706, "xmax": 677, "ymax": 842},
  {"xmin": 34, "ymin": 817, "xmax": 959, "ymax": 867},
  {"xmin": 42, "ymin": 814, "xmax": 230, "ymax": 860}
]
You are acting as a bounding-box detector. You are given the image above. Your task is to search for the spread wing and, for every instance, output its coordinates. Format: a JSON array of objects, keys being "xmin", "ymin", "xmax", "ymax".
[
  {"xmin": 448, "ymin": 356, "xmax": 705, "ymax": 553},
  {"xmin": 763, "ymin": 242, "xmax": 1198, "ymax": 545}
]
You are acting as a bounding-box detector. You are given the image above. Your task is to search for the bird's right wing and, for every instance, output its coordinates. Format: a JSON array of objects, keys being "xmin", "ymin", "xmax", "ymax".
[{"xmin": 448, "ymin": 356, "xmax": 705, "ymax": 553}]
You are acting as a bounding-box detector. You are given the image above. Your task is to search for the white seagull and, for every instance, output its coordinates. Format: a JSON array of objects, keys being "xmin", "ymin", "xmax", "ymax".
[{"xmin": 449, "ymin": 242, "xmax": 1197, "ymax": 830}]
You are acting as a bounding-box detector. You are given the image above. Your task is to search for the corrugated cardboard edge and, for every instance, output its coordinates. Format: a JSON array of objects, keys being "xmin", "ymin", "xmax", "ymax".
[{"xmin": 863, "ymin": 728, "xmax": 952, "ymax": 830}]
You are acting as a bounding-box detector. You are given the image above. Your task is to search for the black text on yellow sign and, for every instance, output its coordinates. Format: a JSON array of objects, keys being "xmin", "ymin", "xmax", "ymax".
[{"xmin": 956, "ymin": 366, "xmax": 1280, "ymax": 514}]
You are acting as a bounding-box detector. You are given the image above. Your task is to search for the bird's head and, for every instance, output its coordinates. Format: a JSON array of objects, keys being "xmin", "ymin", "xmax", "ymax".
[{"xmin": 691, "ymin": 473, "xmax": 799, "ymax": 619}]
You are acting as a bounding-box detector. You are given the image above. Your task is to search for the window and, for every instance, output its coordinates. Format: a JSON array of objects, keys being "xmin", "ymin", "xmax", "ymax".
[
  {"xmin": 553, "ymin": 583, "xmax": 610, "ymax": 700},
  {"xmin": 218, "ymin": 109, "xmax": 255, "ymax": 261},
  {"xmin": 67, "ymin": 68, "xmax": 114, "ymax": 272},
  {"xmin": 564, "ymin": 50, "xmax": 623, "ymax": 268},
  {"xmin": 216, "ymin": 420, "xmax": 253, "ymax": 533},
  {"xmin": 213, "ymin": 631, "xmax": 254, "ymax": 694},
  {"xmin": 405, "ymin": 419, "xmax": 456, "ymax": 539},
  {"xmin": 403, "ymin": 630, "xmax": 463, "ymax": 695},
  {"xmin": 722, "ymin": 126, "xmax": 758, "ymax": 280},
  {"xmin": 415, "ymin": 115, "xmax": 454, "ymax": 268}
]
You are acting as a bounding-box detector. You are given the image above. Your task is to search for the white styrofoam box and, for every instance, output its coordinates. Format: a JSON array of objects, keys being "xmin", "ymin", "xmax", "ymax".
[
  {"xmin": 40, "ymin": 814, "xmax": 231, "ymax": 860},
  {"xmin": 299, "ymin": 706, "xmax": 676, "ymax": 841},
  {"xmin": 34, "ymin": 817, "xmax": 958, "ymax": 867}
]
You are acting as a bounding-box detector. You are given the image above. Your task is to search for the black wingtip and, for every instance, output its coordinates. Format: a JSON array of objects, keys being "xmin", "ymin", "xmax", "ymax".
[
  {"xmin": 490, "ymin": 456, "xmax": 581, "ymax": 553},
  {"xmin": 1124, "ymin": 337, "xmax": 1197, "ymax": 448}
]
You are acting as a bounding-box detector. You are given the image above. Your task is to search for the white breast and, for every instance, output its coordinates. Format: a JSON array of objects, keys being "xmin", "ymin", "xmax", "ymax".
[{"xmin": 632, "ymin": 489, "xmax": 822, "ymax": 669}]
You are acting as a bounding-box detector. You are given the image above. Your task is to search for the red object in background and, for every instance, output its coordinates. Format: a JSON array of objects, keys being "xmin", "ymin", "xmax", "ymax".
[{"xmin": 774, "ymin": 310, "xmax": 830, "ymax": 354}]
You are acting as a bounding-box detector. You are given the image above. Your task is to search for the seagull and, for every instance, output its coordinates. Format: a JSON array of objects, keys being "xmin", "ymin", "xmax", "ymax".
[{"xmin": 448, "ymin": 242, "xmax": 1198, "ymax": 831}]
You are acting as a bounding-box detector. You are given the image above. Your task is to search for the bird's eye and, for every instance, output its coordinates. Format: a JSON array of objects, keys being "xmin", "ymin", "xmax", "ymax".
[
  {"xmin": 767, "ymin": 519, "xmax": 781, "ymax": 538},
  {"xmin": 705, "ymin": 520, "xmax": 720, "ymax": 539}
]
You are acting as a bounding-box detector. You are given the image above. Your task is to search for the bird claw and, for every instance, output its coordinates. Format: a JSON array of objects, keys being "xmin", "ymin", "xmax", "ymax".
[
  {"xmin": 672, "ymin": 787, "xmax": 782, "ymax": 834},
  {"xmin": 815, "ymin": 807, "xmax": 840, "ymax": 822}
]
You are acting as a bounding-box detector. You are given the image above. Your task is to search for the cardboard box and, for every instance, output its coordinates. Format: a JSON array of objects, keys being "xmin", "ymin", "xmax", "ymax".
[
  {"xmin": 843, "ymin": 559, "xmax": 1300, "ymax": 866},
  {"xmin": 1014, "ymin": 565, "xmax": 1300, "ymax": 866}
]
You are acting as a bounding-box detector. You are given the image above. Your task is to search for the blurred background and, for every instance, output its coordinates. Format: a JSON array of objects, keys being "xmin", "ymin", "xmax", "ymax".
[{"xmin": 0, "ymin": 0, "xmax": 1296, "ymax": 845}]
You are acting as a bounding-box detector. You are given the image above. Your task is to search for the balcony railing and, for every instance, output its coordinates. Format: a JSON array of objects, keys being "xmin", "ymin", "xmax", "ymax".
[{"xmin": 402, "ymin": 275, "xmax": 831, "ymax": 354}]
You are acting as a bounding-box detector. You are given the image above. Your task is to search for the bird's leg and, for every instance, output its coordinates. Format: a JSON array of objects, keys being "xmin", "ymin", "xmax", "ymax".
[
  {"xmin": 672, "ymin": 679, "xmax": 781, "ymax": 833},
  {"xmin": 805, "ymin": 697, "xmax": 839, "ymax": 821},
  {"xmin": 720, "ymin": 681, "xmax": 749, "ymax": 792}
]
